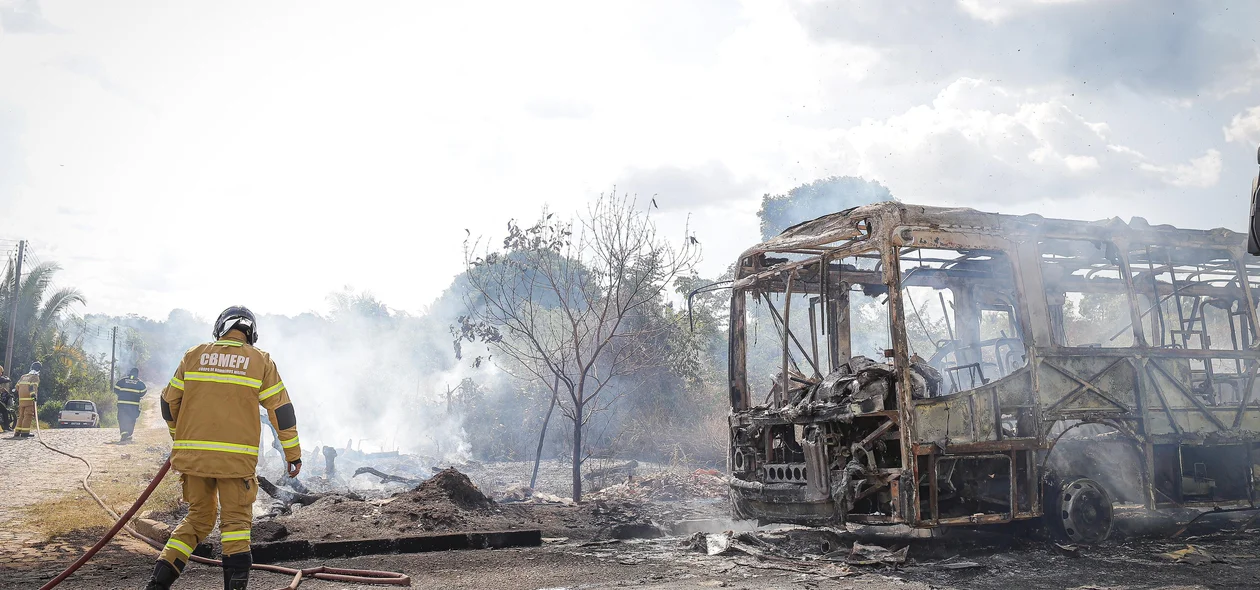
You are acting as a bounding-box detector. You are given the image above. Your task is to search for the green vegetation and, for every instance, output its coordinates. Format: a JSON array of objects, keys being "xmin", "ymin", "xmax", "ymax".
[{"xmin": 0, "ymin": 260, "xmax": 113, "ymax": 427}]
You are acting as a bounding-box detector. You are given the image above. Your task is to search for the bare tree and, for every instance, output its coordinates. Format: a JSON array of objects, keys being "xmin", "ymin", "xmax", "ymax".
[{"xmin": 453, "ymin": 193, "xmax": 699, "ymax": 501}]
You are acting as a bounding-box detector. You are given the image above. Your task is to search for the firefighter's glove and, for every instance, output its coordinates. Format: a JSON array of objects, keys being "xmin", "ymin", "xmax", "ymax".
[{"xmin": 286, "ymin": 459, "xmax": 302, "ymax": 478}]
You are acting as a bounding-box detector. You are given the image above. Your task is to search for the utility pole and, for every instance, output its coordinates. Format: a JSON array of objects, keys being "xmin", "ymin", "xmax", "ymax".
[
  {"xmin": 4, "ymin": 240, "xmax": 25, "ymax": 376},
  {"xmin": 109, "ymin": 326, "xmax": 117, "ymax": 388}
]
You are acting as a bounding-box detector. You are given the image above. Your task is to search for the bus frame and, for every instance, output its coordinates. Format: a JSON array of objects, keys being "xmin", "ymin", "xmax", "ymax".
[{"xmin": 727, "ymin": 202, "xmax": 1260, "ymax": 542}]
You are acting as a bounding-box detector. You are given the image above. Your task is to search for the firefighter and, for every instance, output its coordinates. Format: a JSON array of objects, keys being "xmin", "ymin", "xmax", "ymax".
[
  {"xmin": 12, "ymin": 361, "xmax": 40, "ymax": 439},
  {"xmin": 113, "ymin": 367, "xmax": 147, "ymax": 443},
  {"xmin": 146, "ymin": 306, "xmax": 302, "ymax": 590}
]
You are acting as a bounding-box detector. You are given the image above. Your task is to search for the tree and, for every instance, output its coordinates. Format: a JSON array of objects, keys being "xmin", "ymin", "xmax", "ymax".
[
  {"xmin": 0, "ymin": 260, "xmax": 115, "ymax": 424},
  {"xmin": 328, "ymin": 287, "xmax": 391, "ymax": 324},
  {"xmin": 672, "ymin": 270, "xmax": 733, "ymax": 386},
  {"xmin": 454, "ymin": 194, "xmax": 700, "ymax": 501},
  {"xmin": 758, "ymin": 176, "xmax": 894, "ymax": 241},
  {"xmin": 0, "ymin": 261, "xmax": 86, "ymax": 379}
]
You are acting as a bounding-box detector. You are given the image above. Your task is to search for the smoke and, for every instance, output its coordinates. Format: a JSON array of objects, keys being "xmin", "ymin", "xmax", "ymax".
[
  {"xmin": 258, "ymin": 308, "xmax": 472, "ymax": 461},
  {"xmin": 1047, "ymin": 422, "xmax": 1146, "ymax": 505},
  {"xmin": 71, "ymin": 273, "xmax": 713, "ymax": 472},
  {"xmin": 80, "ymin": 293, "xmax": 478, "ymax": 464},
  {"xmin": 758, "ymin": 176, "xmax": 893, "ymax": 241}
]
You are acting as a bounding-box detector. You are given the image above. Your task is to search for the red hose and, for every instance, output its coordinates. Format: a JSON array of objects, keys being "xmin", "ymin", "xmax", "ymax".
[
  {"xmin": 38, "ymin": 459, "xmax": 173, "ymax": 590},
  {"xmin": 34, "ymin": 431, "xmax": 411, "ymax": 589}
]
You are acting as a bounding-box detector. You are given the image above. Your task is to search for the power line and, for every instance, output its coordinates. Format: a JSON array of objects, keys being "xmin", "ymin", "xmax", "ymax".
[
  {"xmin": 3, "ymin": 240, "xmax": 23, "ymax": 372},
  {"xmin": 21, "ymin": 241, "xmax": 46, "ymax": 270},
  {"xmin": 72, "ymin": 316, "xmax": 112, "ymax": 335},
  {"xmin": 19, "ymin": 244, "xmax": 62, "ymax": 294},
  {"xmin": 3, "ymin": 244, "xmax": 18, "ymax": 269},
  {"xmin": 66, "ymin": 317, "xmax": 115, "ymax": 343},
  {"xmin": 74, "ymin": 317, "xmax": 139, "ymax": 340}
]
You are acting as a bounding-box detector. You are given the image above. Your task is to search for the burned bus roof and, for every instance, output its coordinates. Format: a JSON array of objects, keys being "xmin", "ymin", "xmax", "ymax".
[{"xmin": 739, "ymin": 201, "xmax": 1247, "ymax": 273}]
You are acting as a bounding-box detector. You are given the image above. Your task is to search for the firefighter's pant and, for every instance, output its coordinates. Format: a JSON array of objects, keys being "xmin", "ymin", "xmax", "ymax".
[
  {"xmin": 117, "ymin": 404, "xmax": 139, "ymax": 438},
  {"xmin": 159, "ymin": 474, "xmax": 258, "ymax": 572},
  {"xmin": 14, "ymin": 403, "xmax": 34, "ymax": 435}
]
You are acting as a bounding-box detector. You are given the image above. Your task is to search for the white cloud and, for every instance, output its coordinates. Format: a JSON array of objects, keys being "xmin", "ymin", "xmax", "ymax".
[
  {"xmin": 794, "ymin": 0, "xmax": 1260, "ymax": 98},
  {"xmin": 617, "ymin": 162, "xmax": 762, "ymax": 211},
  {"xmin": 833, "ymin": 78, "xmax": 1221, "ymax": 204},
  {"xmin": 956, "ymin": 0, "xmax": 1095, "ymax": 24},
  {"xmin": 0, "ymin": 0, "xmax": 1252, "ymax": 319},
  {"xmin": 1140, "ymin": 149, "xmax": 1222, "ymax": 188},
  {"xmin": 524, "ymin": 97, "xmax": 594, "ymax": 120},
  {"xmin": 0, "ymin": 0, "xmax": 60, "ymax": 34},
  {"xmin": 1225, "ymin": 106, "xmax": 1260, "ymax": 146},
  {"xmin": 1062, "ymin": 155, "xmax": 1099, "ymax": 172}
]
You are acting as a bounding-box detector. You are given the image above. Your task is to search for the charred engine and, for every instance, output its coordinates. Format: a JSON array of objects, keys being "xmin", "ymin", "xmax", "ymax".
[{"xmin": 729, "ymin": 356, "xmax": 941, "ymax": 525}]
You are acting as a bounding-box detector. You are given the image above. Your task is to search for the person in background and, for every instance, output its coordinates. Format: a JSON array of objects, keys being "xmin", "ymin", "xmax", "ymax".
[
  {"xmin": 12, "ymin": 361, "xmax": 40, "ymax": 439},
  {"xmin": 113, "ymin": 367, "xmax": 148, "ymax": 443}
]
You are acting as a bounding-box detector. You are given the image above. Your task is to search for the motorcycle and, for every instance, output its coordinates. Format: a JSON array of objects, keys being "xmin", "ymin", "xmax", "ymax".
[{"xmin": 0, "ymin": 376, "xmax": 13, "ymax": 432}]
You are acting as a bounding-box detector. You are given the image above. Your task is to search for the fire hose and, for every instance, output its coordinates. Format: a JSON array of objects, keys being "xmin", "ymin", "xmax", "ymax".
[{"xmin": 30, "ymin": 419, "xmax": 411, "ymax": 589}]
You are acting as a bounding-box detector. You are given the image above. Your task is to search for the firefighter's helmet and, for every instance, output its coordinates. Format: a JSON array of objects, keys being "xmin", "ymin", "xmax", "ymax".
[
  {"xmin": 30, "ymin": 361, "xmax": 41, "ymax": 373},
  {"xmin": 214, "ymin": 306, "xmax": 259, "ymax": 345},
  {"xmin": 127, "ymin": 367, "xmax": 139, "ymax": 378}
]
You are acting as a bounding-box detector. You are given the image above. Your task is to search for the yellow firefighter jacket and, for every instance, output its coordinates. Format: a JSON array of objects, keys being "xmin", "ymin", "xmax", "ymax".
[
  {"xmin": 161, "ymin": 330, "xmax": 301, "ymax": 478},
  {"xmin": 16, "ymin": 372, "xmax": 38, "ymax": 408}
]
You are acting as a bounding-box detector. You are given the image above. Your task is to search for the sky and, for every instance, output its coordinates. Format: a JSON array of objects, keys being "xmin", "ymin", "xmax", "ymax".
[{"xmin": 1, "ymin": 0, "xmax": 1258, "ymax": 319}]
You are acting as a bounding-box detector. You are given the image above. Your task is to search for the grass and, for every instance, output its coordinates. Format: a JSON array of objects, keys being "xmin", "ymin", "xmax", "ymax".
[
  {"xmin": 24, "ymin": 476, "xmax": 184, "ymax": 541},
  {"xmin": 21, "ymin": 399, "xmax": 183, "ymax": 541}
]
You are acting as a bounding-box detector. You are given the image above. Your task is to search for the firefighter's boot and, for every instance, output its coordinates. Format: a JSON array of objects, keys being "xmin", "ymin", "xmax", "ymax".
[
  {"xmin": 222, "ymin": 552, "xmax": 251, "ymax": 589},
  {"xmin": 144, "ymin": 560, "xmax": 180, "ymax": 590}
]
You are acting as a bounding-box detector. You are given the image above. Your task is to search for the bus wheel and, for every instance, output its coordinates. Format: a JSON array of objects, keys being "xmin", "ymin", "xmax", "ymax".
[{"xmin": 1054, "ymin": 478, "xmax": 1113, "ymax": 545}]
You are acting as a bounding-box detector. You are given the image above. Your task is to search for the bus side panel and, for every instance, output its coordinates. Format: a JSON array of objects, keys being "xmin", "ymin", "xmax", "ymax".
[{"xmin": 1037, "ymin": 354, "xmax": 1138, "ymax": 422}]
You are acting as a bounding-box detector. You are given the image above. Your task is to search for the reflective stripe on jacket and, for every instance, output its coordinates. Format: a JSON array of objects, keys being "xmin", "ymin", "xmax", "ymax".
[
  {"xmin": 162, "ymin": 331, "xmax": 301, "ymax": 478},
  {"xmin": 114, "ymin": 376, "xmax": 148, "ymax": 406}
]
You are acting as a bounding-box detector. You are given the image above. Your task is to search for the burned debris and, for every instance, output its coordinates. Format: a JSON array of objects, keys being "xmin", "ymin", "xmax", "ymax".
[
  {"xmin": 583, "ymin": 460, "xmax": 639, "ymax": 488},
  {"xmin": 355, "ymin": 467, "xmax": 422, "ymax": 486},
  {"xmin": 258, "ymin": 475, "xmax": 346, "ymax": 517},
  {"xmin": 728, "ymin": 202, "xmax": 1260, "ymax": 542},
  {"xmin": 322, "ymin": 446, "xmax": 338, "ymax": 478}
]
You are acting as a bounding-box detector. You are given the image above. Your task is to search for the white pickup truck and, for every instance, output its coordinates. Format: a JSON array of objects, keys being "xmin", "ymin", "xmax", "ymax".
[{"xmin": 58, "ymin": 400, "xmax": 100, "ymax": 428}]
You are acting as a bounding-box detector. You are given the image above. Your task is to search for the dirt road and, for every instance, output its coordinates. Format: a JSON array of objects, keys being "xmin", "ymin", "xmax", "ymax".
[
  {"xmin": 1, "ymin": 405, "xmax": 1254, "ymax": 590},
  {"xmin": 0, "ymin": 425, "xmax": 131, "ymax": 569},
  {"xmin": 6, "ymin": 541, "xmax": 934, "ymax": 590},
  {"xmin": 0, "ymin": 412, "xmax": 920, "ymax": 589},
  {"xmin": 5, "ymin": 527, "xmax": 1248, "ymax": 590}
]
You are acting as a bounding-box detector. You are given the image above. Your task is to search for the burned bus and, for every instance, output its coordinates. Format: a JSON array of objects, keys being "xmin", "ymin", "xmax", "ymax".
[{"xmin": 727, "ymin": 202, "xmax": 1260, "ymax": 543}]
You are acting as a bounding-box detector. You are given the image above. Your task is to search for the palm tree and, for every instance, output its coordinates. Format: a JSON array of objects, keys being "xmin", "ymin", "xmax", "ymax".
[{"xmin": 0, "ymin": 261, "xmax": 86, "ymax": 380}]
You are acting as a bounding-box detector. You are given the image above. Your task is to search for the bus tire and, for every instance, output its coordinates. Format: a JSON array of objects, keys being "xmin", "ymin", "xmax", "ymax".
[{"xmin": 1048, "ymin": 477, "xmax": 1114, "ymax": 545}]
